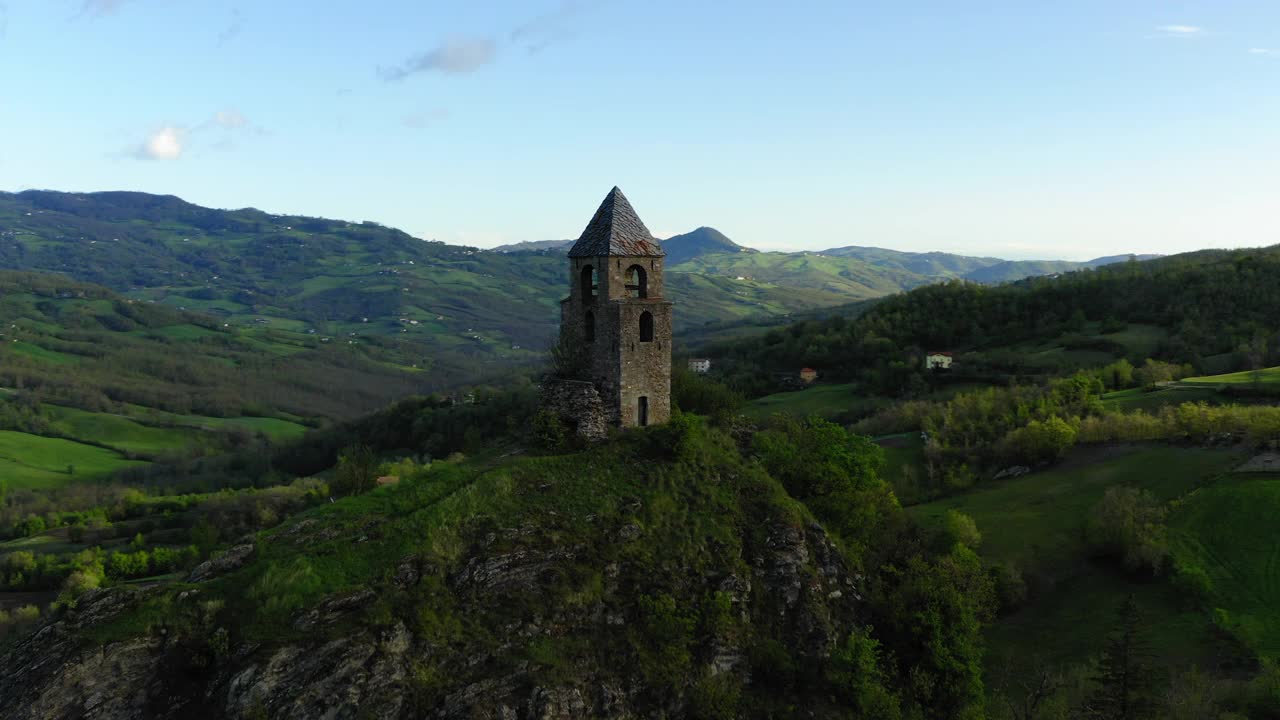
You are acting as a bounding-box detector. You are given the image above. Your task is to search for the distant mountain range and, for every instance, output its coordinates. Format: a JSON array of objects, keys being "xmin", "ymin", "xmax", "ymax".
[
  {"xmin": 0, "ymin": 189, "xmax": 1160, "ymax": 391},
  {"xmin": 495, "ymin": 229, "xmax": 1160, "ymax": 285}
]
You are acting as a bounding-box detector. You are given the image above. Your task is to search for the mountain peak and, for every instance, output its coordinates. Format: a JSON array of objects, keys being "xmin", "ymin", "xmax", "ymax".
[{"xmin": 661, "ymin": 226, "xmax": 755, "ymax": 265}]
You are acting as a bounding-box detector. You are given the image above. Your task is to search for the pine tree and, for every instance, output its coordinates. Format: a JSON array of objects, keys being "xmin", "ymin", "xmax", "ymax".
[{"xmin": 1086, "ymin": 595, "xmax": 1157, "ymax": 720}]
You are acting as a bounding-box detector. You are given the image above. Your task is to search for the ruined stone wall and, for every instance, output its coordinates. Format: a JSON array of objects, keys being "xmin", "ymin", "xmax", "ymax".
[{"xmin": 539, "ymin": 379, "xmax": 608, "ymax": 441}]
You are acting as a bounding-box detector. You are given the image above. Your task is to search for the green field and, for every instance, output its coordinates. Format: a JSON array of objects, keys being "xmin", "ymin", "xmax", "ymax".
[
  {"xmin": 10, "ymin": 341, "xmax": 78, "ymax": 365},
  {"xmin": 1101, "ymin": 385, "xmax": 1224, "ymax": 413},
  {"xmin": 1097, "ymin": 323, "xmax": 1169, "ymax": 357},
  {"xmin": 0, "ymin": 430, "xmax": 145, "ymax": 489},
  {"xmin": 744, "ymin": 382, "xmax": 883, "ymax": 419},
  {"xmin": 909, "ymin": 445, "xmax": 1247, "ymax": 673},
  {"xmin": 1172, "ymin": 473, "xmax": 1280, "ymax": 658},
  {"xmin": 171, "ymin": 414, "xmax": 310, "ymax": 440},
  {"xmin": 1183, "ymin": 366, "xmax": 1280, "ymax": 386},
  {"xmin": 45, "ymin": 405, "xmax": 197, "ymax": 456}
]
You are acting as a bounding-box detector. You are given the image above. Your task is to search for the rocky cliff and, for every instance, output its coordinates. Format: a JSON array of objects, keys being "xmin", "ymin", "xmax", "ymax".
[{"xmin": 0, "ymin": 424, "xmax": 871, "ymax": 719}]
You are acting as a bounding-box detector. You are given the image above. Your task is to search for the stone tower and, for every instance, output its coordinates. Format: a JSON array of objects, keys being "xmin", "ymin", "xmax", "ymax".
[{"xmin": 559, "ymin": 187, "xmax": 672, "ymax": 428}]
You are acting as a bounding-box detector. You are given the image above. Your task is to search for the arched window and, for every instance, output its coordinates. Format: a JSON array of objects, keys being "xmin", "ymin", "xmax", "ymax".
[
  {"xmin": 580, "ymin": 265, "xmax": 597, "ymax": 303},
  {"xmin": 584, "ymin": 310, "xmax": 595, "ymax": 342},
  {"xmin": 639, "ymin": 311, "xmax": 654, "ymax": 343},
  {"xmin": 625, "ymin": 265, "xmax": 648, "ymax": 298}
]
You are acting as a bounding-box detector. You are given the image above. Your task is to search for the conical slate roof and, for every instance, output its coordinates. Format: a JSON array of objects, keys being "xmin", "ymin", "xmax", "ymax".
[{"xmin": 567, "ymin": 187, "xmax": 665, "ymax": 258}]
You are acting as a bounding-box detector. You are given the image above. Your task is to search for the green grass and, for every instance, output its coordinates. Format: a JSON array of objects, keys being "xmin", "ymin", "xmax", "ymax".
[
  {"xmin": 171, "ymin": 414, "xmax": 309, "ymax": 440},
  {"xmin": 0, "ymin": 430, "xmax": 145, "ymax": 488},
  {"xmin": 1098, "ymin": 323, "xmax": 1168, "ymax": 357},
  {"xmin": 44, "ymin": 405, "xmax": 196, "ymax": 456},
  {"xmin": 1101, "ymin": 385, "xmax": 1224, "ymax": 413},
  {"xmin": 745, "ymin": 382, "xmax": 872, "ymax": 419},
  {"xmin": 9, "ymin": 341, "xmax": 78, "ymax": 365},
  {"xmin": 1183, "ymin": 366, "xmax": 1280, "ymax": 386},
  {"xmin": 910, "ymin": 446, "xmax": 1244, "ymax": 568},
  {"xmin": 985, "ymin": 564, "xmax": 1229, "ymax": 674},
  {"xmin": 1171, "ymin": 473, "xmax": 1280, "ymax": 658},
  {"xmin": 909, "ymin": 445, "xmax": 1247, "ymax": 675}
]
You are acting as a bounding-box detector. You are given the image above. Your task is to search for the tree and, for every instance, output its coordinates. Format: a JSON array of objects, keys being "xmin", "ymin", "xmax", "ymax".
[
  {"xmin": 876, "ymin": 545, "xmax": 993, "ymax": 720},
  {"xmin": 828, "ymin": 627, "xmax": 902, "ymax": 719},
  {"xmin": 944, "ymin": 510, "xmax": 982, "ymax": 550},
  {"xmin": 1002, "ymin": 416, "xmax": 1078, "ymax": 466},
  {"xmin": 1086, "ymin": 487, "xmax": 1168, "ymax": 576},
  {"xmin": 1085, "ymin": 595, "xmax": 1157, "ymax": 720},
  {"xmin": 332, "ymin": 442, "xmax": 378, "ymax": 496}
]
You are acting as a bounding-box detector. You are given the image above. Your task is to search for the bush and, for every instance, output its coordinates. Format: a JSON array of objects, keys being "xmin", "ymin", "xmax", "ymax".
[
  {"xmin": 632, "ymin": 593, "xmax": 697, "ymax": 686},
  {"xmin": 1086, "ymin": 487, "xmax": 1169, "ymax": 576},
  {"xmin": 748, "ymin": 638, "xmax": 797, "ymax": 690},
  {"xmin": 331, "ymin": 443, "xmax": 378, "ymax": 496},
  {"xmin": 828, "ymin": 627, "xmax": 902, "ymax": 719},
  {"xmin": 1172, "ymin": 564, "xmax": 1214, "ymax": 608},
  {"xmin": 531, "ymin": 409, "xmax": 569, "ymax": 453},
  {"xmin": 672, "ymin": 368, "xmax": 743, "ymax": 422},
  {"xmin": 688, "ymin": 673, "xmax": 742, "ymax": 720},
  {"xmin": 1000, "ymin": 416, "xmax": 1078, "ymax": 466},
  {"xmin": 944, "ymin": 510, "xmax": 982, "ymax": 550}
]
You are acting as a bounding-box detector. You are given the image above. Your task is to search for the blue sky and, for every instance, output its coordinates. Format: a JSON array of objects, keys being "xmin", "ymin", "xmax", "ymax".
[{"xmin": 0, "ymin": 1, "xmax": 1277, "ymax": 259}]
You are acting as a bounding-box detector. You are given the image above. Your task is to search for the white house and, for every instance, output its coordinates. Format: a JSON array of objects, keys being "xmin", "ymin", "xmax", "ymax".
[
  {"xmin": 926, "ymin": 352, "xmax": 954, "ymax": 370},
  {"xmin": 688, "ymin": 358, "xmax": 711, "ymax": 374}
]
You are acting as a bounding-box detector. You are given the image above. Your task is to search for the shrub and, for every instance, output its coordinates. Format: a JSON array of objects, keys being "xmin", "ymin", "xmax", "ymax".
[
  {"xmin": 1000, "ymin": 416, "xmax": 1078, "ymax": 466},
  {"xmin": 633, "ymin": 593, "xmax": 697, "ymax": 687},
  {"xmin": 531, "ymin": 409, "xmax": 569, "ymax": 453},
  {"xmin": 332, "ymin": 443, "xmax": 378, "ymax": 496},
  {"xmin": 1086, "ymin": 487, "xmax": 1169, "ymax": 576},
  {"xmin": 828, "ymin": 627, "xmax": 902, "ymax": 720},
  {"xmin": 1172, "ymin": 564, "xmax": 1214, "ymax": 608},
  {"xmin": 249, "ymin": 557, "xmax": 323, "ymax": 617},
  {"xmin": 944, "ymin": 510, "xmax": 982, "ymax": 550},
  {"xmin": 688, "ymin": 673, "xmax": 742, "ymax": 720},
  {"xmin": 748, "ymin": 638, "xmax": 797, "ymax": 690}
]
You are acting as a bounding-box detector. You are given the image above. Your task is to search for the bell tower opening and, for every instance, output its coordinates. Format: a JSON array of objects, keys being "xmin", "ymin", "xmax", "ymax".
[{"xmin": 625, "ymin": 265, "xmax": 648, "ymax": 298}]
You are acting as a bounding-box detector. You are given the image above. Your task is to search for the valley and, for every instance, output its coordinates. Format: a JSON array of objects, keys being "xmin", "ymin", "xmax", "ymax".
[{"xmin": 1, "ymin": 192, "xmax": 1278, "ymax": 718}]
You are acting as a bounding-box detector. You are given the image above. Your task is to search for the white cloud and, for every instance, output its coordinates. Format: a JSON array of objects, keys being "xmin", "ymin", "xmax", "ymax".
[
  {"xmin": 1250, "ymin": 48, "xmax": 1277, "ymax": 56},
  {"xmin": 136, "ymin": 127, "xmax": 185, "ymax": 161},
  {"xmin": 1156, "ymin": 24, "xmax": 1202, "ymax": 36},
  {"xmin": 380, "ymin": 37, "xmax": 497, "ymax": 80},
  {"xmin": 214, "ymin": 109, "xmax": 249, "ymax": 129}
]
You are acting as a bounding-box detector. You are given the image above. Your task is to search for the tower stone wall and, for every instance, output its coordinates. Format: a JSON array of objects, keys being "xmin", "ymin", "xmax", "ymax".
[{"xmin": 553, "ymin": 188, "xmax": 672, "ymax": 431}]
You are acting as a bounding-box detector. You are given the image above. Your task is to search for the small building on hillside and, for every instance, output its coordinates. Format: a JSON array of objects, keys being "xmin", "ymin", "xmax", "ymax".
[
  {"xmin": 926, "ymin": 351, "xmax": 954, "ymax": 371},
  {"xmin": 799, "ymin": 367, "xmax": 818, "ymax": 384},
  {"xmin": 688, "ymin": 358, "xmax": 711, "ymax": 374}
]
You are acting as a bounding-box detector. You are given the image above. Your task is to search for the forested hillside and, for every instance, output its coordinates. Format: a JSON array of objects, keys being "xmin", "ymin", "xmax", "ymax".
[
  {"xmin": 708, "ymin": 246, "xmax": 1280, "ymax": 397},
  {"xmin": 0, "ymin": 191, "xmax": 852, "ymax": 389}
]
